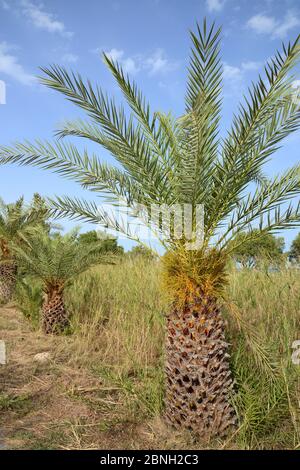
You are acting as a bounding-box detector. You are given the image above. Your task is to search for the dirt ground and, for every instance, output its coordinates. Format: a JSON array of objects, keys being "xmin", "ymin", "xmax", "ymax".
[{"xmin": 0, "ymin": 306, "xmax": 204, "ymax": 450}]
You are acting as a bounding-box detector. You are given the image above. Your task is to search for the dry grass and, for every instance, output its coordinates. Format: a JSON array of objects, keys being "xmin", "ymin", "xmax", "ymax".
[
  {"xmin": 1, "ymin": 258, "xmax": 300, "ymax": 449},
  {"xmin": 66, "ymin": 258, "xmax": 164, "ymax": 374}
]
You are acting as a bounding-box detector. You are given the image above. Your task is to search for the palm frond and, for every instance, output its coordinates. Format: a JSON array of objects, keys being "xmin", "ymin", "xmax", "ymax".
[
  {"xmin": 0, "ymin": 139, "xmax": 149, "ymax": 206},
  {"xmin": 0, "ymin": 196, "xmax": 47, "ymax": 256},
  {"xmin": 225, "ymin": 201, "xmax": 300, "ymax": 254},
  {"xmin": 206, "ymin": 36, "xmax": 300, "ymax": 233},
  {"xmin": 47, "ymin": 195, "xmax": 141, "ymax": 244},
  {"xmin": 0, "ymin": 22, "xmax": 300, "ymax": 255},
  {"xmin": 217, "ymin": 164, "xmax": 300, "ymax": 247},
  {"xmin": 39, "ymin": 65, "xmax": 173, "ymax": 201},
  {"xmin": 180, "ymin": 20, "xmax": 222, "ymax": 205},
  {"xmin": 14, "ymin": 229, "xmax": 116, "ymax": 287}
]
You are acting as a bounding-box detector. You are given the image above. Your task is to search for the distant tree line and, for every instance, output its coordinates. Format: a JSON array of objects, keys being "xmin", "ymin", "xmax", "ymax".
[{"xmin": 290, "ymin": 233, "xmax": 300, "ymax": 262}]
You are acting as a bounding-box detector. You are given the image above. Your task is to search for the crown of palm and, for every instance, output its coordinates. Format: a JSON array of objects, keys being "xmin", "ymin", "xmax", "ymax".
[
  {"xmin": 1, "ymin": 20, "xmax": 300, "ymax": 253},
  {"xmin": 13, "ymin": 229, "xmax": 115, "ymax": 286},
  {"xmin": 0, "ymin": 197, "xmax": 45, "ymax": 250}
]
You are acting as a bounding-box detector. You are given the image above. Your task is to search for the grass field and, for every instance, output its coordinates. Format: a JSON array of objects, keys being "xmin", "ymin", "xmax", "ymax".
[{"xmin": 0, "ymin": 258, "xmax": 299, "ymax": 449}]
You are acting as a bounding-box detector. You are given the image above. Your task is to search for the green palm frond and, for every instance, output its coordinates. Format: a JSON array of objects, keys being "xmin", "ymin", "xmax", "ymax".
[
  {"xmin": 48, "ymin": 194, "xmax": 166, "ymax": 248},
  {"xmin": 0, "ymin": 197, "xmax": 48, "ymax": 258},
  {"xmin": 226, "ymin": 201, "xmax": 300, "ymax": 254},
  {"xmin": 102, "ymin": 54, "xmax": 158, "ymax": 146},
  {"xmin": 179, "ymin": 20, "xmax": 222, "ymax": 204},
  {"xmin": 224, "ymin": 37, "xmax": 300, "ymax": 162},
  {"xmin": 206, "ymin": 36, "xmax": 300, "ymax": 234},
  {"xmin": 218, "ymin": 164, "xmax": 300, "ymax": 248},
  {"xmin": 14, "ymin": 229, "xmax": 116, "ymax": 288},
  {"xmin": 38, "ymin": 65, "xmax": 173, "ymax": 203},
  {"xmin": 0, "ymin": 140, "xmax": 147, "ymax": 206}
]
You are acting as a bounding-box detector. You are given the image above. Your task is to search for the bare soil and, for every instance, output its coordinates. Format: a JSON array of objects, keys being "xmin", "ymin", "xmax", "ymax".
[{"xmin": 0, "ymin": 306, "xmax": 201, "ymax": 450}]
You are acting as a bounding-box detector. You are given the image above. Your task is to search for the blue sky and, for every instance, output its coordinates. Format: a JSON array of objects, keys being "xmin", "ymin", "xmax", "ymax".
[{"xmin": 0, "ymin": 0, "xmax": 300, "ymax": 250}]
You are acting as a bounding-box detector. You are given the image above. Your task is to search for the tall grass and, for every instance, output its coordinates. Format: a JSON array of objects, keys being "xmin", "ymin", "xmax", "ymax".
[
  {"xmin": 15, "ymin": 277, "xmax": 42, "ymax": 329},
  {"xmin": 225, "ymin": 267, "xmax": 300, "ymax": 448},
  {"xmin": 15, "ymin": 258, "xmax": 300, "ymax": 448},
  {"xmin": 66, "ymin": 258, "xmax": 164, "ymax": 371},
  {"xmin": 64, "ymin": 258, "xmax": 166, "ymax": 419}
]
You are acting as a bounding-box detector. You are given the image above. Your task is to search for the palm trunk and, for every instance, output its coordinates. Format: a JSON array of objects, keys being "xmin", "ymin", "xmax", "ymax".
[
  {"xmin": 0, "ymin": 262, "xmax": 17, "ymax": 304},
  {"xmin": 164, "ymin": 289, "xmax": 236, "ymax": 437},
  {"xmin": 42, "ymin": 285, "xmax": 69, "ymax": 334}
]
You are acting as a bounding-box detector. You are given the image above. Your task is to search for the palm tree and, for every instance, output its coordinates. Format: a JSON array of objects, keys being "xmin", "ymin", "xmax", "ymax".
[
  {"xmin": 1, "ymin": 20, "xmax": 300, "ymax": 436},
  {"xmin": 14, "ymin": 229, "xmax": 115, "ymax": 334},
  {"xmin": 0, "ymin": 196, "xmax": 46, "ymax": 303}
]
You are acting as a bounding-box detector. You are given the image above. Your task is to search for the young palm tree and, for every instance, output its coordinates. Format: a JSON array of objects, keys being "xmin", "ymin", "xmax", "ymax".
[
  {"xmin": 1, "ymin": 20, "xmax": 300, "ymax": 436},
  {"xmin": 0, "ymin": 196, "xmax": 46, "ymax": 303},
  {"xmin": 14, "ymin": 230, "xmax": 115, "ymax": 334}
]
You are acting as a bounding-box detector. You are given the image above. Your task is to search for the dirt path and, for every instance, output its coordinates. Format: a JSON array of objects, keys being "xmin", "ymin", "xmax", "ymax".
[
  {"xmin": 0, "ymin": 306, "xmax": 196, "ymax": 450},
  {"xmin": 0, "ymin": 306, "xmax": 147, "ymax": 449}
]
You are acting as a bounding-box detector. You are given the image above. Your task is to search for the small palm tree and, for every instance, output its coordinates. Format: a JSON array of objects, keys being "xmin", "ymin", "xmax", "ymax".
[
  {"xmin": 14, "ymin": 229, "xmax": 115, "ymax": 334},
  {"xmin": 1, "ymin": 20, "xmax": 300, "ymax": 436},
  {"xmin": 0, "ymin": 196, "xmax": 46, "ymax": 303}
]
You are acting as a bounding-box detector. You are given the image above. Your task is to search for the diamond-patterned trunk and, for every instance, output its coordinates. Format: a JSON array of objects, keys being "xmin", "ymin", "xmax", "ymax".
[
  {"xmin": 165, "ymin": 290, "xmax": 236, "ymax": 437},
  {"xmin": 0, "ymin": 262, "xmax": 17, "ymax": 304},
  {"xmin": 42, "ymin": 286, "xmax": 69, "ymax": 334}
]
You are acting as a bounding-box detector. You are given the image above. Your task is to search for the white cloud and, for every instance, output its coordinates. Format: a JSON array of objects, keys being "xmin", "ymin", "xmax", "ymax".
[
  {"xmin": 144, "ymin": 49, "xmax": 177, "ymax": 75},
  {"xmin": 206, "ymin": 0, "xmax": 226, "ymax": 12},
  {"xmin": 247, "ymin": 14, "xmax": 276, "ymax": 34},
  {"xmin": 105, "ymin": 48, "xmax": 124, "ymax": 62},
  {"xmin": 20, "ymin": 0, "xmax": 73, "ymax": 37},
  {"xmin": 223, "ymin": 61, "xmax": 262, "ymax": 95},
  {"xmin": 275, "ymin": 11, "xmax": 300, "ymax": 39},
  {"xmin": 223, "ymin": 61, "xmax": 262, "ymax": 80},
  {"xmin": 223, "ymin": 63, "xmax": 242, "ymax": 81},
  {"xmin": 247, "ymin": 11, "xmax": 300, "ymax": 39},
  {"xmin": 62, "ymin": 53, "xmax": 78, "ymax": 64},
  {"xmin": 122, "ymin": 57, "xmax": 139, "ymax": 74},
  {"xmin": 241, "ymin": 61, "xmax": 262, "ymax": 71},
  {"xmin": 104, "ymin": 48, "xmax": 140, "ymax": 74},
  {"xmin": 103, "ymin": 48, "xmax": 178, "ymax": 76},
  {"xmin": 0, "ymin": 42, "xmax": 34, "ymax": 86}
]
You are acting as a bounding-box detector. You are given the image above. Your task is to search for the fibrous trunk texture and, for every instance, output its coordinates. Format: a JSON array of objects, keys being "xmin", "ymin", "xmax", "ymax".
[
  {"xmin": 165, "ymin": 290, "xmax": 236, "ymax": 438},
  {"xmin": 0, "ymin": 262, "xmax": 17, "ymax": 304},
  {"xmin": 42, "ymin": 287, "xmax": 69, "ymax": 335}
]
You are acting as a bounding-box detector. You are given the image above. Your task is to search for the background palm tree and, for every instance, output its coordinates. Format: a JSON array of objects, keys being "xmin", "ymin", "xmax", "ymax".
[
  {"xmin": 1, "ymin": 20, "xmax": 300, "ymax": 436},
  {"xmin": 14, "ymin": 229, "xmax": 116, "ymax": 334},
  {"xmin": 0, "ymin": 195, "xmax": 46, "ymax": 303}
]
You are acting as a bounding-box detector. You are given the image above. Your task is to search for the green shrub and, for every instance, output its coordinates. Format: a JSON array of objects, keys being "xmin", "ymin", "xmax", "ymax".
[{"xmin": 15, "ymin": 277, "xmax": 43, "ymax": 328}]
